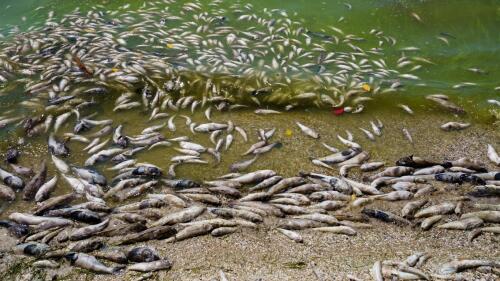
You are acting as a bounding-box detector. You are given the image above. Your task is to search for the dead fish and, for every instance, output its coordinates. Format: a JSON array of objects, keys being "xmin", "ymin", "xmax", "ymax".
[
  {"xmin": 405, "ymin": 252, "xmax": 426, "ymax": 267},
  {"xmin": 296, "ymin": 122, "xmax": 319, "ymax": 139},
  {"xmin": 398, "ymin": 104, "xmax": 414, "ymax": 114},
  {"xmin": 127, "ymin": 260, "xmax": 172, "ymax": 272},
  {"xmin": 14, "ymin": 242, "xmax": 50, "ymax": 257},
  {"xmin": 32, "ymin": 260, "xmax": 59, "ymax": 269},
  {"xmin": 167, "ymin": 222, "xmax": 213, "ymax": 242},
  {"xmin": 370, "ymin": 121, "xmax": 382, "ymax": 136},
  {"xmin": 311, "ymin": 226, "xmax": 357, "ymax": 236},
  {"xmin": 0, "ymin": 183, "xmax": 15, "ymax": 201},
  {"xmin": 371, "ymin": 261, "xmax": 383, "ymax": 281},
  {"xmin": 362, "ymin": 208, "xmax": 410, "ymax": 225},
  {"xmin": 267, "ymin": 177, "xmax": 307, "ymax": 195},
  {"xmin": 367, "ymin": 166, "xmax": 414, "ymax": 181},
  {"xmin": 437, "ymin": 259, "xmax": 500, "ymax": 275},
  {"xmin": 420, "ymin": 215, "xmax": 443, "ymax": 230},
  {"xmin": 396, "ymin": 155, "xmax": 444, "ymax": 169},
  {"xmin": 9, "ymin": 164, "xmax": 33, "ymax": 177},
  {"xmin": 112, "ymin": 225, "xmax": 177, "ymax": 245},
  {"xmin": 231, "ymin": 170, "xmax": 277, "ymax": 184},
  {"xmin": 254, "ymin": 109, "xmax": 281, "ymax": 115},
  {"xmin": 230, "ymin": 156, "xmax": 258, "ymax": 172},
  {"xmin": 487, "ymin": 144, "xmax": 500, "ymax": 166},
  {"xmin": 401, "ymin": 200, "xmax": 428, "ymax": 218},
  {"xmin": 360, "ymin": 162, "xmax": 385, "ymax": 172},
  {"xmin": 337, "ymin": 151, "xmax": 369, "ymax": 166},
  {"xmin": 450, "ymin": 157, "xmax": 487, "ymax": 172},
  {"xmin": 375, "ymin": 190, "xmax": 413, "ymax": 201},
  {"xmin": 211, "ymin": 226, "xmax": 238, "ymax": 237},
  {"xmin": 252, "ymin": 142, "xmax": 281, "ymax": 155},
  {"xmin": 34, "ymin": 175, "xmax": 58, "ymax": 202},
  {"xmin": 440, "ymin": 122, "xmax": 470, "ymax": 131},
  {"xmin": 23, "ymin": 160, "xmax": 47, "ymax": 201},
  {"xmin": 48, "ymin": 134, "xmax": 69, "ymax": 156},
  {"xmin": 33, "ymin": 193, "xmax": 77, "ymax": 215},
  {"xmin": 402, "ymin": 128, "xmax": 413, "ymax": 143},
  {"xmin": 321, "ymin": 143, "xmax": 339, "ymax": 153},
  {"xmin": 52, "ymin": 154, "xmax": 70, "ymax": 173},
  {"xmin": 413, "ymin": 165, "xmax": 445, "ymax": 175},
  {"xmin": 415, "ymin": 202, "xmax": 455, "ymax": 218},
  {"xmin": 339, "ymin": 164, "xmax": 359, "ymax": 177},
  {"xmin": 461, "ymin": 211, "xmax": 500, "ymax": 223},
  {"xmin": 437, "ymin": 217, "xmax": 483, "ymax": 230},
  {"xmin": 249, "ymin": 176, "xmax": 283, "ymax": 192},
  {"xmin": 210, "ymin": 207, "xmax": 263, "ymax": 223},
  {"xmin": 150, "ymin": 205, "xmax": 206, "ymax": 227},
  {"xmin": 127, "ymin": 247, "xmax": 159, "ymax": 263},
  {"xmin": 426, "ymin": 94, "xmax": 465, "ymax": 114},
  {"xmin": 359, "ymin": 127, "xmax": 375, "ymax": 141},
  {"xmin": 69, "ymin": 219, "xmax": 110, "ymax": 241},
  {"xmin": 66, "ymin": 253, "xmax": 121, "ymax": 274},
  {"xmin": 4, "ymin": 148, "xmax": 20, "ymax": 164},
  {"xmin": 94, "ymin": 250, "xmax": 128, "ymax": 264},
  {"xmin": 279, "ymin": 218, "xmax": 325, "ymax": 230},
  {"xmin": 318, "ymin": 148, "xmax": 360, "ymax": 164}
]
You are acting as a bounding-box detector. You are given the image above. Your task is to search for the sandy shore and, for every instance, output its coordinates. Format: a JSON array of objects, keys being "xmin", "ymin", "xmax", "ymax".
[{"xmin": 0, "ymin": 110, "xmax": 498, "ymax": 280}]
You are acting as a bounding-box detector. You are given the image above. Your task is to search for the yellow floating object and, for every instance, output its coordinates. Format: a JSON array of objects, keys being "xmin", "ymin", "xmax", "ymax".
[
  {"xmin": 285, "ymin": 128, "xmax": 293, "ymax": 137},
  {"xmin": 351, "ymin": 194, "xmax": 357, "ymax": 201},
  {"xmin": 166, "ymin": 43, "xmax": 174, "ymax": 48},
  {"xmin": 362, "ymin": 84, "xmax": 371, "ymax": 92},
  {"xmin": 111, "ymin": 68, "xmax": 119, "ymax": 72}
]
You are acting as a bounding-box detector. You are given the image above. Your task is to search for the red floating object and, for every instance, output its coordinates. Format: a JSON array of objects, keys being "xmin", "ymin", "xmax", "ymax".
[{"xmin": 332, "ymin": 107, "xmax": 344, "ymax": 116}]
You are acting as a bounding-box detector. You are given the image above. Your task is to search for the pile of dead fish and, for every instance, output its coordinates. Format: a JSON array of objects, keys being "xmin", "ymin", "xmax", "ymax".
[
  {"xmin": 0, "ymin": 0, "xmax": 431, "ymax": 126},
  {"xmin": 0, "ymin": 73, "xmax": 498, "ymax": 277},
  {"xmin": 355, "ymin": 252, "xmax": 500, "ymax": 280},
  {"xmin": 0, "ymin": 114, "xmax": 499, "ymax": 277},
  {"xmin": 0, "ymin": 0, "xmax": 498, "ymax": 278}
]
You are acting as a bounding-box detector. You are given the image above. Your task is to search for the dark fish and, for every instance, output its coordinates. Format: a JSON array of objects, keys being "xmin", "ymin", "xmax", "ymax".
[
  {"xmin": 5, "ymin": 148, "xmax": 20, "ymax": 164},
  {"xmin": 112, "ymin": 225, "xmax": 176, "ymax": 245},
  {"xmin": 14, "ymin": 242, "xmax": 50, "ymax": 257},
  {"xmin": 439, "ymin": 32, "xmax": 456, "ymax": 39},
  {"xmin": 48, "ymin": 95, "xmax": 75, "ymax": 105},
  {"xmin": 132, "ymin": 166, "xmax": 162, "ymax": 178},
  {"xmin": 396, "ymin": 155, "xmax": 448, "ymax": 168},
  {"xmin": 45, "ymin": 208, "xmax": 102, "ymax": 224},
  {"xmin": 48, "ymin": 134, "xmax": 70, "ymax": 157},
  {"xmin": 362, "ymin": 208, "xmax": 410, "ymax": 226},
  {"xmin": 73, "ymin": 167, "xmax": 107, "ymax": 186},
  {"xmin": 74, "ymin": 120, "xmax": 91, "ymax": 133},
  {"xmin": 161, "ymin": 179, "xmax": 200, "ymax": 189},
  {"xmin": 435, "ymin": 173, "xmax": 463, "ymax": 184},
  {"xmin": 0, "ymin": 220, "xmax": 29, "ymax": 237},
  {"xmin": 306, "ymin": 31, "xmax": 334, "ymax": 41},
  {"xmin": 127, "ymin": 247, "xmax": 160, "ymax": 263},
  {"xmin": 23, "ymin": 160, "xmax": 47, "ymax": 201},
  {"xmin": 1, "ymin": 172, "xmax": 25, "ymax": 190},
  {"xmin": 468, "ymin": 185, "xmax": 500, "ymax": 197}
]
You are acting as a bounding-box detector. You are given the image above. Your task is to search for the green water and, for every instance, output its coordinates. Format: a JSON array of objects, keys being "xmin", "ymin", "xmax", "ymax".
[{"xmin": 0, "ymin": 0, "xmax": 499, "ymax": 119}]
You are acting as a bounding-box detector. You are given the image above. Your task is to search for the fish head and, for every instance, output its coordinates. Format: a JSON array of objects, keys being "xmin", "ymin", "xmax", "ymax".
[
  {"xmin": 64, "ymin": 252, "xmax": 78, "ymax": 263},
  {"xmin": 395, "ymin": 155, "xmax": 414, "ymax": 166}
]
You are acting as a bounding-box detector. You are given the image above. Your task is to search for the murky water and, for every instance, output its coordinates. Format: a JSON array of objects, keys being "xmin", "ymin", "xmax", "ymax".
[{"xmin": 0, "ymin": 0, "xmax": 499, "ymax": 112}]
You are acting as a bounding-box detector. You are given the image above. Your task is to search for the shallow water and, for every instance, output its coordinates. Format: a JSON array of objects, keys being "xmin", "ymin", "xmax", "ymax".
[{"xmin": 0, "ymin": 1, "xmax": 499, "ymax": 115}]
